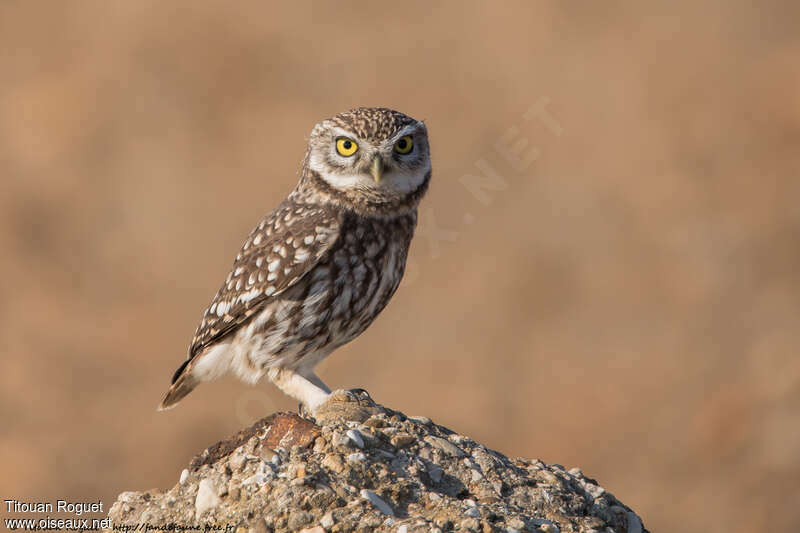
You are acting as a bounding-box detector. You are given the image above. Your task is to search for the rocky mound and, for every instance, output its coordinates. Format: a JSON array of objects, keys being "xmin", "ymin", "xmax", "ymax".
[{"xmin": 108, "ymin": 390, "xmax": 647, "ymax": 532}]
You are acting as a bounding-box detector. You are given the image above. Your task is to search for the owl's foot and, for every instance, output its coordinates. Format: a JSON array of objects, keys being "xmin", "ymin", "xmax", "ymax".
[{"xmin": 311, "ymin": 388, "xmax": 379, "ymax": 424}]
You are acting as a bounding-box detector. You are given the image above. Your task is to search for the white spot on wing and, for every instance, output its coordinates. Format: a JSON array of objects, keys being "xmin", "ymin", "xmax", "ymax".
[{"xmin": 238, "ymin": 288, "xmax": 261, "ymax": 304}]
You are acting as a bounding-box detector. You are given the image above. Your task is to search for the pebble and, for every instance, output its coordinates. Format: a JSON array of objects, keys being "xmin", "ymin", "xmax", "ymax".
[
  {"xmin": 396, "ymin": 525, "xmax": 409, "ymax": 533},
  {"xmin": 465, "ymin": 507, "xmax": 480, "ymax": 518},
  {"xmin": 332, "ymin": 432, "xmax": 351, "ymax": 448},
  {"xmin": 179, "ymin": 469, "xmax": 189, "ymax": 484},
  {"xmin": 360, "ymin": 489, "xmax": 394, "ymax": 516},
  {"xmin": 448, "ymin": 434, "xmax": 468, "ymax": 445},
  {"xmin": 260, "ymin": 447, "xmax": 276, "ymax": 462},
  {"xmin": 426, "ymin": 464, "xmax": 443, "ymax": 483},
  {"xmin": 364, "ymin": 415, "xmax": 387, "ymax": 428},
  {"xmin": 320, "ymin": 511, "xmax": 335, "ymax": 529},
  {"xmin": 346, "ymin": 429, "xmax": 365, "ymax": 448},
  {"xmin": 391, "ymin": 433, "xmax": 416, "ymax": 448},
  {"xmin": 537, "ymin": 470, "xmax": 559, "ymax": 485},
  {"xmin": 322, "ymin": 453, "xmax": 345, "ymax": 473},
  {"xmin": 243, "ymin": 473, "xmax": 269, "ymax": 486},
  {"xmin": 117, "ymin": 492, "xmax": 139, "ymax": 504},
  {"xmin": 347, "ymin": 452, "xmax": 367, "ymax": 463},
  {"xmin": 229, "ymin": 453, "xmax": 247, "ymax": 472},
  {"xmin": 585, "ymin": 483, "xmax": 605, "ymax": 499},
  {"xmin": 248, "ymin": 518, "xmax": 269, "ymax": 533},
  {"xmin": 195, "ymin": 479, "xmax": 221, "ymax": 517},
  {"xmin": 408, "ymin": 415, "xmax": 432, "ymax": 425},
  {"xmin": 424, "ymin": 436, "xmax": 465, "ymax": 457}
]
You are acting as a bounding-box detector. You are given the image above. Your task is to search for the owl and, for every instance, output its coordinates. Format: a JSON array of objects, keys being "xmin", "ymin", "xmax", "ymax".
[{"xmin": 159, "ymin": 107, "xmax": 431, "ymax": 414}]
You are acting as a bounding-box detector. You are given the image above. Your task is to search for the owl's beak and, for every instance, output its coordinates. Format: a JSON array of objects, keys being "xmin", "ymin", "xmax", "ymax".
[{"xmin": 369, "ymin": 155, "xmax": 383, "ymax": 183}]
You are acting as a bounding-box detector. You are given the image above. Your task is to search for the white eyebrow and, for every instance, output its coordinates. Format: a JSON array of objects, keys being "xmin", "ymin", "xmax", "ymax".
[
  {"xmin": 389, "ymin": 121, "xmax": 426, "ymax": 142},
  {"xmin": 330, "ymin": 126, "xmax": 361, "ymax": 141}
]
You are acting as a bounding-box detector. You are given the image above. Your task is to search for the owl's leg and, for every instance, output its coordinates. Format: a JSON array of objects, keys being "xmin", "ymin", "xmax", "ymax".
[
  {"xmin": 299, "ymin": 369, "xmax": 331, "ymax": 394},
  {"xmin": 267, "ymin": 367, "xmax": 330, "ymax": 412}
]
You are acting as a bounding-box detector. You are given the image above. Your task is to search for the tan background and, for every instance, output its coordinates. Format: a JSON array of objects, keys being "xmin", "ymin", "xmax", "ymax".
[{"xmin": 2, "ymin": 2, "xmax": 799, "ymax": 532}]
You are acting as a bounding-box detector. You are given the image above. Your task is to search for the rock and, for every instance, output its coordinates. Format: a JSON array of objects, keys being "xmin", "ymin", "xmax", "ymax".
[
  {"xmin": 360, "ymin": 489, "xmax": 394, "ymax": 516},
  {"xmin": 345, "ymin": 429, "xmax": 364, "ymax": 449},
  {"xmin": 320, "ymin": 511, "xmax": 335, "ymax": 529},
  {"xmin": 346, "ymin": 452, "xmax": 366, "ymax": 463},
  {"xmin": 106, "ymin": 392, "xmax": 648, "ymax": 533},
  {"xmin": 425, "ymin": 435, "xmax": 466, "ymax": 457},
  {"xmin": 321, "ymin": 453, "xmax": 345, "ymax": 473},
  {"xmin": 195, "ymin": 478, "xmax": 221, "ymax": 517},
  {"xmin": 287, "ymin": 511, "xmax": 313, "ymax": 530},
  {"xmin": 249, "ymin": 518, "xmax": 269, "ymax": 533},
  {"xmin": 390, "ymin": 433, "xmax": 416, "ymax": 448}
]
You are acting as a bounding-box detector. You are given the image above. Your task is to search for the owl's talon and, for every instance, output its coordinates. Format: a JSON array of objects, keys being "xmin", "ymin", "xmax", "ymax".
[
  {"xmin": 346, "ymin": 388, "xmax": 372, "ymax": 402},
  {"xmin": 311, "ymin": 388, "xmax": 379, "ymax": 424}
]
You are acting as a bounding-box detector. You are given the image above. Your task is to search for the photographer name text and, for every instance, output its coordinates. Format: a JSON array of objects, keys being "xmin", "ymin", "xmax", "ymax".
[{"xmin": 5, "ymin": 499, "xmax": 103, "ymax": 515}]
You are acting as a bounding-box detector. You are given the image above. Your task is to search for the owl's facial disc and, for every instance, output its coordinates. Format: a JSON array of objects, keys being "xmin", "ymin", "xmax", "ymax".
[{"xmin": 309, "ymin": 121, "xmax": 429, "ymax": 198}]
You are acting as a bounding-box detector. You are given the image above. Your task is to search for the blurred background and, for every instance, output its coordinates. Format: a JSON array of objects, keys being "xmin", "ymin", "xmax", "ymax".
[{"xmin": 2, "ymin": 2, "xmax": 799, "ymax": 532}]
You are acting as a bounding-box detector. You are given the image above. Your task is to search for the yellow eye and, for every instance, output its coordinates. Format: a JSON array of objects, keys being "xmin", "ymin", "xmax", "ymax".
[
  {"xmin": 394, "ymin": 135, "xmax": 413, "ymax": 154},
  {"xmin": 335, "ymin": 137, "xmax": 358, "ymax": 157}
]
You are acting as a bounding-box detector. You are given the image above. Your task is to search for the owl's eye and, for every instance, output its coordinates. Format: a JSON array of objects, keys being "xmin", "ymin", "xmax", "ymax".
[
  {"xmin": 335, "ymin": 137, "xmax": 358, "ymax": 157},
  {"xmin": 394, "ymin": 135, "xmax": 413, "ymax": 154}
]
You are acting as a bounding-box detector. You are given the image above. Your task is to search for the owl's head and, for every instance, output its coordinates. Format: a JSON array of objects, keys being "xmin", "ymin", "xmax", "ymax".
[{"xmin": 300, "ymin": 107, "xmax": 431, "ymax": 216}]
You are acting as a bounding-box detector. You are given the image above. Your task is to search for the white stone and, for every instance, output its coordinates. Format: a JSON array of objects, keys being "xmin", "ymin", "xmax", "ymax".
[
  {"xmin": 320, "ymin": 511, "xmax": 335, "ymax": 529},
  {"xmin": 360, "ymin": 489, "xmax": 394, "ymax": 516},
  {"xmin": 195, "ymin": 479, "xmax": 221, "ymax": 517},
  {"xmin": 346, "ymin": 429, "xmax": 364, "ymax": 449}
]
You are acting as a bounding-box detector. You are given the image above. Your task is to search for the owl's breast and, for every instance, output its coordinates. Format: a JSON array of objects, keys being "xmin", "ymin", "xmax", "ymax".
[
  {"xmin": 239, "ymin": 212, "xmax": 416, "ymax": 371},
  {"xmin": 322, "ymin": 213, "xmax": 415, "ymax": 346}
]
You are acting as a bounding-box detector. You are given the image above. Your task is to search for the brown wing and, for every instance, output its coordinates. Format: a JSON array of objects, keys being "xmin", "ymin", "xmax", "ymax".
[{"xmin": 171, "ymin": 199, "xmax": 342, "ymax": 383}]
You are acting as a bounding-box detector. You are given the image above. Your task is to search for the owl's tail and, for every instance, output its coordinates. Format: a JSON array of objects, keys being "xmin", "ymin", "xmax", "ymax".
[{"xmin": 158, "ymin": 359, "xmax": 199, "ymax": 411}]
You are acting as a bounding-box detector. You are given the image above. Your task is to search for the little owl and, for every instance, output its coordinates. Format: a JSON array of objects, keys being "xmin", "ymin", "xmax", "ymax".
[{"xmin": 159, "ymin": 107, "xmax": 431, "ymax": 414}]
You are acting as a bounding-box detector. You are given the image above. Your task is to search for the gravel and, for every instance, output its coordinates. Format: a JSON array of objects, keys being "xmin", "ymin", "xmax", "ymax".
[{"xmin": 107, "ymin": 391, "xmax": 648, "ymax": 532}]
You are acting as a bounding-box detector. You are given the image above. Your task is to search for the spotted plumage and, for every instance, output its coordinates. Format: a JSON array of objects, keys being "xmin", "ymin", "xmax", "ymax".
[{"xmin": 160, "ymin": 107, "xmax": 431, "ymax": 412}]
